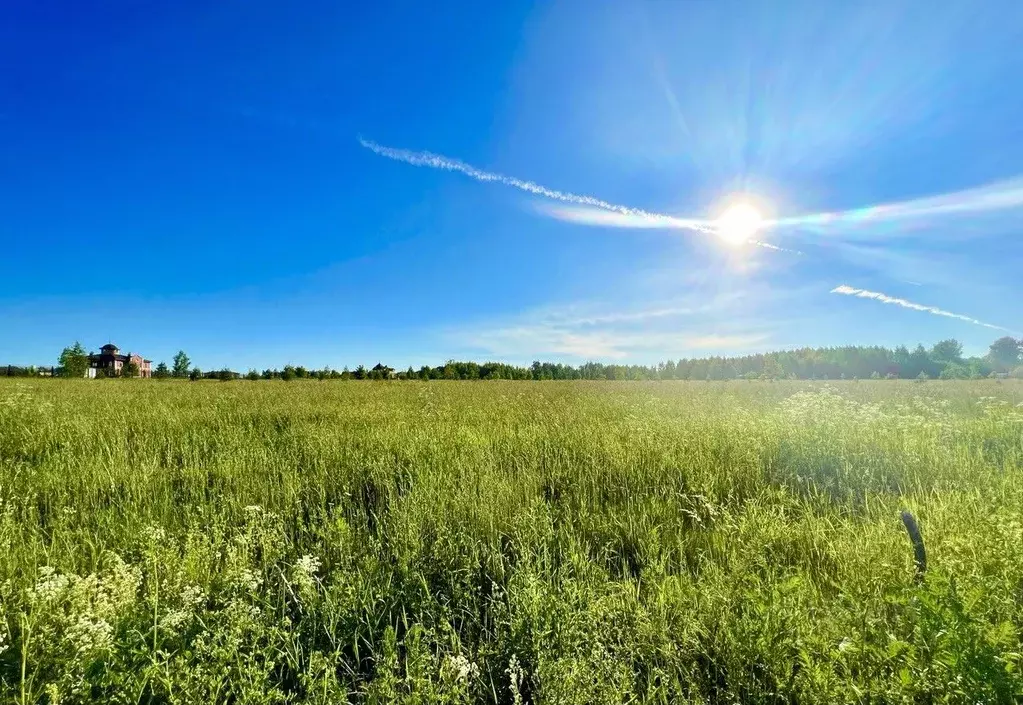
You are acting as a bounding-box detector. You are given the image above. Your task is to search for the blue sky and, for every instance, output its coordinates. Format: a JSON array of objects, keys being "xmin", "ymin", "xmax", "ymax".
[{"xmin": 2, "ymin": 1, "xmax": 1021, "ymax": 370}]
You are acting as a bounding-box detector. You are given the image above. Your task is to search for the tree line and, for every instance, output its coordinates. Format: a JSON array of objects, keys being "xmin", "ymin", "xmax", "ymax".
[{"xmin": 4, "ymin": 336, "xmax": 1022, "ymax": 381}]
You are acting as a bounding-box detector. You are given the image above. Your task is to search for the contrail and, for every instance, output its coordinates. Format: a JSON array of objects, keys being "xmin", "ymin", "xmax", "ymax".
[
  {"xmin": 777, "ymin": 177, "xmax": 1023, "ymax": 231},
  {"xmin": 359, "ymin": 137, "xmax": 716, "ymax": 233},
  {"xmin": 831, "ymin": 285, "xmax": 1015, "ymax": 333}
]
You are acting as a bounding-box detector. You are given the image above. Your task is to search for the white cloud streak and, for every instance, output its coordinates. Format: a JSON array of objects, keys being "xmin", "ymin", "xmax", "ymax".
[
  {"xmin": 362, "ymin": 137, "xmax": 1023, "ymax": 251},
  {"xmin": 360, "ymin": 137, "xmax": 716, "ymax": 233},
  {"xmin": 465, "ymin": 325, "xmax": 768, "ymax": 360},
  {"xmin": 450, "ymin": 294, "xmax": 768, "ymax": 360},
  {"xmin": 830, "ymin": 285, "xmax": 1015, "ymax": 333},
  {"xmin": 779, "ymin": 177, "xmax": 1023, "ymax": 230}
]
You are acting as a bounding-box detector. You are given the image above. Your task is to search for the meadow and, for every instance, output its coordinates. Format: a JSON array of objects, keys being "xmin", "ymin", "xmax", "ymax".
[{"xmin": 1, "ymin": 378, "xmax": 1022, "ymax": 704}]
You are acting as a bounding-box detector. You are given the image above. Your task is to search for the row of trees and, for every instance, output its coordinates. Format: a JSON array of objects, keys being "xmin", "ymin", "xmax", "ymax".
[
  {"xmin": 381, "ymin": 337, "xmax": 1020, "ymax": 381},
  {"xmin": 155, "ymin": 336, "xmax": 1023, "ymax": 382},
  {"xmin": 6, "ymin": 336, "xmax": 1021, "ymax": 381}
]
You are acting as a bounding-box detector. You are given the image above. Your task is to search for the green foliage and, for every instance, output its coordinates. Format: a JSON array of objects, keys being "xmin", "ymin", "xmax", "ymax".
[
  {"xmin": 939, "ymin": 362, "xmax": 970, "ymax": 380},
  {"xmin": 57, "ymin": 341, "xmax": 88, "ymax": 378},
  {"xmin": 246, "ymin": 369, "xmax": 260, "ymax": 381},
  {"xmin": 122, "ymin": 360, "xmax": 140, "ymax": 378},
  {"xmin": 930, "ymin": 338, "xmax": 964, "ymax": 364},
  {"xmin": 154, "ymin": 361, "xmax": 170, "ymax": 379},
  {"xmin": 988, "ymin": 336, "xmax": 1022, "ymax": 371},
  {"xmin": 319, "ymin": 337, "xmax": 995, "ymax": 382},
  {"xmin": 0, "ymin": 380, "xmax": 1020, "ymax": 701},
  {"xmin": 172, "ymin": 350, "xmax": 191, "ymax": 378},
  {"xmin": 188, "ymin": 367, "xmax": 202, "ymax": 381}
]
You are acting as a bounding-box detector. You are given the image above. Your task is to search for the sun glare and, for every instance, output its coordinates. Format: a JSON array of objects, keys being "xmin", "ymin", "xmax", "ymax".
[{"xmin": 715, "ymin": 201, "xmax": 764, "ymax": 246}]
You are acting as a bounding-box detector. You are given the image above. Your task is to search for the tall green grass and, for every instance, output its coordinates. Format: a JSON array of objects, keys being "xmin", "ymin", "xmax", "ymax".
[{"xmin": 1, "ymin": 379, "xmax": 1021, "ymax": 703}]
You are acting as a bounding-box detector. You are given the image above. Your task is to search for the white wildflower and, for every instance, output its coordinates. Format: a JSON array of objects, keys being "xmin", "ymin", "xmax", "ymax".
[
  {"xmin": 292, "ymin": 555, "xmax": 321, "ymax": 602},
  {"xmin": 142, "ymin": 525, "xmax": 166, "ymax": 546},
  {"xmin": 507, "ymin": 654, "xmax": 526, "ymax": 705},
  {"xmin": 445, "ymin": 653, "xmax": 480, "ymax": 683},
  {"xmin": 67, "ymin": 614, "xmax": 114, "ymax": 656},
  {"xmin": 296, "ymin": 554, "xmax": 321, "ymax": 577},
  {"xmin": 31, "ymin": 566, "xmax": 70, "ymax": 605},
  {"xmin": 160, "ymin": 608, "xmax": 190, "ymax": 631},
  {"xmin": 237, "ymin": 568, "xmax": 263, "ymax": 592},
  {"xmin": 180, "ymin": 584, "xmax": 205, "ymax": 609}
]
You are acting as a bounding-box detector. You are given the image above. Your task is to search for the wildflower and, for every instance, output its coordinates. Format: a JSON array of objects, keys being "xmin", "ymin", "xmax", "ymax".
[
  {"xmin": 507, "ymin": 654, "xmax": 526, "ymax": 705},
  {"xmin": 180, "ymin": 584, "xmax": 205, "ymax": 609},
  {"xmin": 445, "ymin": 653, "xmax": 480, "ymax": 683},
  {"xmin": 31, "ymin": 566, "xmax": 70, "ymax": 605},
  {"xmin": 243, "ymin": 505, "xmax": 263, "ymax": 514},
  {"xmin": 67, "ymin": 614, "xmax": 114, "ymax": 656},
  {"xmin": 292, "ymin": 555, "xmax": 321, "ymax": 602},
  {"xmin": 142, "ymin": 525, "xmax": 166, "ymax": 546},
  {"xmin": 236, "ymin": 568, "xmax": 263, "ymax": 592},
  {"xmin": 296, "ymin": 554, "xmax": 321, "ymax": 577},
  {"xmin": 160, "ymin": 608, "xmax": 190, "ymax": 630}
]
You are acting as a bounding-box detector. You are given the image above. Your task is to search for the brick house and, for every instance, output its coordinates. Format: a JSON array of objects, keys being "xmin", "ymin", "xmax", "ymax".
[{"xmin": 88, "ymin": 343, "xmax": 152, "ymax": 378}]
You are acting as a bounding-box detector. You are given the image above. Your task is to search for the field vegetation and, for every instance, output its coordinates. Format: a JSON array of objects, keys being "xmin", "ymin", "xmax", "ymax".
[{"xmin": 1, "ymin": 378, "xmax": 1022, "ymax": 703}]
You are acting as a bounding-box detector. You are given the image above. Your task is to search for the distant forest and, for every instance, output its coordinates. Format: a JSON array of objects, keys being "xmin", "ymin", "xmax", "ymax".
[{"xmin": 6, "ymin": 336, "xmax": 1022, "ymax": 381}]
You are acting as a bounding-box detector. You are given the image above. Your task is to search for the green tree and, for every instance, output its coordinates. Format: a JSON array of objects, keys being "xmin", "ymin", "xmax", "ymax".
[
  {"xmin": 987, "ymin": 336, "xmax": 1021, "ymax": 371},
  {"xmin": 930, "ymin": 339, "xmax": 964, "ymax": 364},
  {"xmin": 58, "ymin": 342, "xmax": 89, "ymax": 378},
  {"xmin": 154, "ymin": 362, "xmax": 170, "ymax": 379},
  {"xmin": 122, "ymin": 360, "xmax": 140, "ymax": 378},
  {"xmin": 939, "ymin": 362, "xmax": 969, "ymax": 379},
  {"xmin": 246, "ymin": 369, "xmax": 260, "ymax": 381},
  {"xmin": 189, "ymin": 367, "xmax": 202, "ymax": 381},
  {"xmin": 172, "ymin": 351, "xmax": 191, "ymax": 378},
  {"xmin": 281, "ymin": 365, "xmax": 297, "ymax": 382}
]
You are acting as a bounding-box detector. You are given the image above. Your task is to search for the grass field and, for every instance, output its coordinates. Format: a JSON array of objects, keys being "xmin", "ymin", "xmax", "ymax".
[{"xmin": 1, "ymin": 378, "xmax": 1022, "ymax": 703}]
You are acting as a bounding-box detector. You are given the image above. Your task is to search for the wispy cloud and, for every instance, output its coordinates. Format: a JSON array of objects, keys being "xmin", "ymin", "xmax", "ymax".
[
  {"xmin": 449, "ymin": 295, "xmax": 768, "ymax": 360},
  {"xmin": 830, "ymin": 285, "xmax": 1015, "ymax": 333},
  {"xmin": 464, "ymin": 325, "xmax": 768, "ymax": 360},
  {"xmin": 779, "ymin": 178, "xmax": 1023, "ymax": 233},
  {"xmin": 360, "ymin": 137, "xmax": 716, "ymax": 232},
  {"xmin": 546, "ymin": 177, "xmax": 1023, "ymax": 243}
]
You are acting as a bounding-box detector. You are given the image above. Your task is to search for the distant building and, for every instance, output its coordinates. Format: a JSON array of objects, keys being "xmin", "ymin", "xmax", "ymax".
[{"xmin": 88, "ymin": 343, "xmax": 152, "ymax": 378}]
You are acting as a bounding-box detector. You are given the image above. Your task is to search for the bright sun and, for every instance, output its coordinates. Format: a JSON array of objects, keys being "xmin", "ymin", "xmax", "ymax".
[{"xmin": 715, "ymin": 201, "xmax": 764, "ymax": 246}]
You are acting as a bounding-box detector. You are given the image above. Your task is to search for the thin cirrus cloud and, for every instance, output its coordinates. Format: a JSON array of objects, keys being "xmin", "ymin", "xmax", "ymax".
[
  {"xmin": 543, "ymin": 176, "xmax": 1023, "ymax": 241},
  {"xmin": 777, "ymin": 177, "xmax": 1023, "ymax": 234},
  {"xmin": 463, "ymin": 325, "xmax": 769, "ymax": 360},
  {"xmin": 360, "ymin": 138, "xmax": 1023, "ymax": 244},
  {"xmin": 359, "ymin": 137, "xmax": 716, "ymax": 233},
  {"xmin": 538, "ymin": 204, "xmax": 803, "ymax": 255},
  {"xmin": 831, "ymin": 285, "xmax": 1016, "ymax": 334},
  {"xmin": 451, "ymin": 296, "xmax": 768, "ymax": 360}
]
